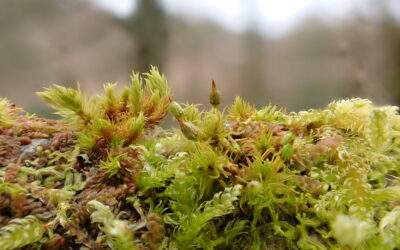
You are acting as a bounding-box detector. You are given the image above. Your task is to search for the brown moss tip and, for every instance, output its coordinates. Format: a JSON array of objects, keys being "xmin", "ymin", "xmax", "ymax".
[{"xmin": 209, "ymin": 79, "xmax": 221, "ymax": 108}]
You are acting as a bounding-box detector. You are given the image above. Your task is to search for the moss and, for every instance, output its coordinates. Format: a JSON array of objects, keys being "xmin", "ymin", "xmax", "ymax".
[
  {"xmin": 0, "ymin": 98, "xmax": 16, "ymax": 128},
  {"xmin": 0, "ymin": 67, "xmax": 400, "ymax": 249}
]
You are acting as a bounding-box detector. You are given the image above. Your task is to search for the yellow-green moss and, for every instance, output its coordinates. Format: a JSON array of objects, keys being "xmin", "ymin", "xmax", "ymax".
[{"xmin": 0, "ymin": 68, "xmax": 400, "ymax": 249}]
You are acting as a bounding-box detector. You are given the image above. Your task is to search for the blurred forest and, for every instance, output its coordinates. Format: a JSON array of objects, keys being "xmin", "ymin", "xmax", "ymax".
[{"xmin": 0, "ymin": 0, "xmax": 399, "ymax": 114}]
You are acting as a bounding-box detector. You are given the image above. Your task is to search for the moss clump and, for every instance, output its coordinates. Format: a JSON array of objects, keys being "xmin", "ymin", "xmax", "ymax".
[{"xmin": 1, "ymin": 68, "xmax": 400, "ymax": 249}]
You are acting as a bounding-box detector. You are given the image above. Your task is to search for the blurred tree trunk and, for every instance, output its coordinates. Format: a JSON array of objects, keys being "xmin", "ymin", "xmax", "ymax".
[
  {"xmin": 123, "ymin": 0, "xmax": 169, "ymax": 72},
  {"xmin": 377, "ymin": 0, "xmax": 400, "ymax": 105},
  {"xmin": 240, "ymin": 1, "xmax": 267, "ymax": 107},
  {"xmin": 382, "ymin": 18, "xmax": 400, "ymax": 106},
  {"xmin": 241, "ymin": 30, "xmax": 267, "ymax": 106}
]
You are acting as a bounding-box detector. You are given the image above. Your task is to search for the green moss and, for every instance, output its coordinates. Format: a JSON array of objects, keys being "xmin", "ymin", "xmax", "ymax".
[
  {"xmin": 1, "ymin": 68, "xmax": 400, "ymax": 249},
  {"xmin": 0, "ymin": 98, "xmax": 16, "ymax": 127}
]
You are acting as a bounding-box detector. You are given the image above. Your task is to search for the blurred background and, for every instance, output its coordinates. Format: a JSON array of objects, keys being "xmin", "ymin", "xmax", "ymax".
[{"xmin": 1, "ymin": 0, "xmax": 400, "ymax": 114}]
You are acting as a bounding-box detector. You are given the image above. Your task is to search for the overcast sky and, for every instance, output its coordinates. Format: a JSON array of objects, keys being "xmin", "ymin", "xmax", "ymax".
[{"xmin": 91, "ymin": 0, "xmax": 400, "ymax": 36}]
